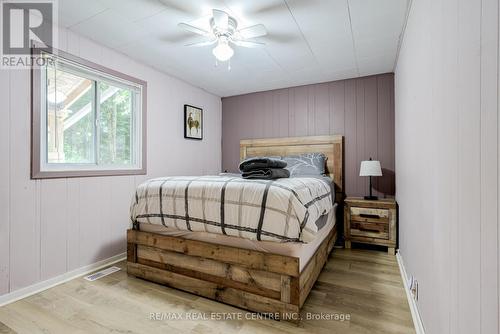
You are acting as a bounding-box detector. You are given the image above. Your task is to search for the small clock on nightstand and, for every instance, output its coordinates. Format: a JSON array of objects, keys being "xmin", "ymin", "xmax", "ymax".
[{"xmin": 344, "ymin": 197, "xmax": 397, "ymax": 255}]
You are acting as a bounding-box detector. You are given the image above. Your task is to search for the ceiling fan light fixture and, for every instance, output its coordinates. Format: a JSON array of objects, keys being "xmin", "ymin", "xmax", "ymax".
[
  {"xmin": 179, "ymin": 9, "xmax": 268, "ymax": 66},
  {"xmin": 212, "ymin": 40, "xmax": 234, "ymax": 62}
]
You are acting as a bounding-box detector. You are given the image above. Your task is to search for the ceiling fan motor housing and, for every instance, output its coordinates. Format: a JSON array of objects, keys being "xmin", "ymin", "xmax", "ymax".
[{"xmin": 210, "ymin": 16, "xmax": 238, "ymax": 38}]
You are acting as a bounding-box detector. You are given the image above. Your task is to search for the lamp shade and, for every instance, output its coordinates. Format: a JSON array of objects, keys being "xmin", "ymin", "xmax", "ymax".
[{"xmin": 359, "ymin": 160, "xmax": 382, "ymax": 177}]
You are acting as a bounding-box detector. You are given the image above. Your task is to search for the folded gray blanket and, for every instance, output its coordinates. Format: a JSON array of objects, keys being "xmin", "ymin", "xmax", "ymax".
[
  {"xmin": 242, "ymin": 168, "xmax": 291, "ymax": 180},
  {"xmin": 239, "ymin": 157, "xmax": 287, "ymax": 172}
]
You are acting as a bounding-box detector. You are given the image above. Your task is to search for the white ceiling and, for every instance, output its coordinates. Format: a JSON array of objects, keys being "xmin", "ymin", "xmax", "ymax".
[{"xmin": 58, "ymin": 0, "xmax": 410, "ymax": 97}]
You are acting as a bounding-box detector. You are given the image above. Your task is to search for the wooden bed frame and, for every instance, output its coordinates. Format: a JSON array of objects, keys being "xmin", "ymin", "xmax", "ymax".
[{"xmin": 127, "ymin": 135, "xmax": 344, "ymax": 322}]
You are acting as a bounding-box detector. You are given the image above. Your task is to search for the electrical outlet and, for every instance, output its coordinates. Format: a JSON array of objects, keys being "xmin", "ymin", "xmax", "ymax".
[
  {"xmin": 407, "ymin": 275, "xmax": 414, "ymax": 290},
  {"xmin": 411, "ymin": 279, "xmax": 419, "ymax": 301},
  {"xmin": 407, "ymin": 276, "xmax": 419, "ymax": 301}
]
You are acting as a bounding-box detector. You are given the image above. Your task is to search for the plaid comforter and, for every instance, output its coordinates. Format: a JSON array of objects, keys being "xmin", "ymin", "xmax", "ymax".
[{"xmin": 130, "ymin": 175, "xmax": 334, "ymax": 243}]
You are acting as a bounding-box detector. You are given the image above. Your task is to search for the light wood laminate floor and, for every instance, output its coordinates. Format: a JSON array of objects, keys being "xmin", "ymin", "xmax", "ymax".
[{"xmin": 0, "ymin": 249, "xmax": 415, "ymax": 334}]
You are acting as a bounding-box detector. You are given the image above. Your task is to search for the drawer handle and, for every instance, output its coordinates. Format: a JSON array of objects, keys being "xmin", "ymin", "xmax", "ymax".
[
  {"xmin": 358, "ymin": 227, "xmax": 379, "ymax": 232},
  {"xmin": 357, "ymin": 224, "xmax": 383, "ymax": 232},
  {"xmin": 359, "ymin": 213, "xmax": 380, "ymax": 219},
  {"xmin": 352, "ymin": 223, "xmax": 383, "ymax": 232}
]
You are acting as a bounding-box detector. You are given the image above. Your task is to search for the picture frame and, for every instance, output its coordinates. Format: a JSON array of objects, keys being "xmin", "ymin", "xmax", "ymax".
[{"xmin": 184, "ymin": 104, "xmax": 203, "ymax": 140}]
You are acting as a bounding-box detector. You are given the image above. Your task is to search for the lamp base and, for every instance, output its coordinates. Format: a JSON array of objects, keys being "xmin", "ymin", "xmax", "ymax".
[{"xmin": 364, "ymin": 195, "xmax": 379, "ymax": 201}]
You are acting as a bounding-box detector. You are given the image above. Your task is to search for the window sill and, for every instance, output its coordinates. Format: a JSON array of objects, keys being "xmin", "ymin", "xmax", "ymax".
[{"xmin": 31, "ymin": 168, "xmax": 146, "ymax": 179}]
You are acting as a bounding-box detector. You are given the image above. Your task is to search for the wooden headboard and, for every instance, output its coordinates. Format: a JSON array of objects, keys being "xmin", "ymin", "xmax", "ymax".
[{"xmin": 240, "ymin": 135, "xmax": 344, "ymax": 195}]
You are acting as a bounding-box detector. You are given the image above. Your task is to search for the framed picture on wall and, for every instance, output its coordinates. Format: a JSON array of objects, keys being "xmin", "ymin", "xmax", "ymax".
[{"xmin": 184, "ymin": 104, "xmax": 203, "ymax": 140}]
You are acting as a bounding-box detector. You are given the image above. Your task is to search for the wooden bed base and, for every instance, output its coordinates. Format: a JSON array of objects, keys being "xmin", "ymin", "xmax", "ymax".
[
  {"xmin": 127, "ymin": 135, "xmax": 344, "ymax": 322},
  {"xmin": 127, "ymin": 224, "xmax": 337, "ymax": 322}
]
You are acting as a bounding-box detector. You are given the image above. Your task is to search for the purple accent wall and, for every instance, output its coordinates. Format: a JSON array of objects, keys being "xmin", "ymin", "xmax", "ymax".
[{"xmin": 222, "ymin": 73, "xmax": 395, "ymax": 198}]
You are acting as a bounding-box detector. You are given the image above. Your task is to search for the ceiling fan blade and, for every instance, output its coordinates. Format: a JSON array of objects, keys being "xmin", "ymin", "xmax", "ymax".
[
  {"xmin": 238, "ymin": 24, "xmax": 267, "ymax": 39},
  {"xmin": 178, "ymin": 23, "xmax": 211, "ymax": 36},
  {"xmin": 212, "ymin": 9, "xmax": 229, "ymax": 30},
  {"xmin": 185, "ymin": 39, "xmax": 217, "ymax": 47},
  {"xmin": 231, "ymin": 40, "xmax": 266, "ymax": 48}
]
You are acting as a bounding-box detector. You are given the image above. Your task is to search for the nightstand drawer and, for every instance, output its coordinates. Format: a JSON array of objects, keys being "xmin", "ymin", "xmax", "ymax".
[
  {"xmin": 350, "ymin": 207, "xmax": 389, "ymax": 223},
  {"xmin": 350, "ymin": 221, "xmax": 389, "ymax": 239}
]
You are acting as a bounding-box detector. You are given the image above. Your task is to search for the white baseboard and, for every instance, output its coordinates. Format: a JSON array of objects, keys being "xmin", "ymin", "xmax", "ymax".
[
  {"xmin": 0, "ymin": 253, "xmax": 126, "ymax": 307},
  {"xmin": 396, "ymin": 251, "xmax": 426, "ymax": 334}
]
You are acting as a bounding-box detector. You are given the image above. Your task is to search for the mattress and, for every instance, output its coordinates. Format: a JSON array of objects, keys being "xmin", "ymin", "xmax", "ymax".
[
  {"xmin": 138, "ymin": 203, "xmax": 337, "ymax": 272},
  {"xmin": 130, "ymin": 175, "xmax": 334, "ymax": 243}
]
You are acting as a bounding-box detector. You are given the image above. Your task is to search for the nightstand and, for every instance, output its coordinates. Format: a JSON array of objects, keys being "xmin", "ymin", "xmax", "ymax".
[{"xmin": 344, "ymin": 197, "xmax": 397, "ymax": 255}]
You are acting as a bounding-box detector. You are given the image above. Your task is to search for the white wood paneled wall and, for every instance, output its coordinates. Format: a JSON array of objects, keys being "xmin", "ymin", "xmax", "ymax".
[
  {"xmin": 0, "ymin": 26, "xmax": 222, "ymax": 296},
  {"xmin": 395, "ymin": 0, "xmax": 499, "ymax": 333}
]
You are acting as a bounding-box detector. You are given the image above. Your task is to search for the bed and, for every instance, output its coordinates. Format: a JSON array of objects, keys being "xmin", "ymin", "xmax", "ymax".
[{"xmin": 126, "ymin": 135, "xmax": 344, "ymax": 322}]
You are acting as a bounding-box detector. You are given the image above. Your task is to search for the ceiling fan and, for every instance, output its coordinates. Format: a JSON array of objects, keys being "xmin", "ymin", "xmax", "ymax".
[{"xmin": 178, "ymin": 9, "xmax": 267, "ymax": 64}]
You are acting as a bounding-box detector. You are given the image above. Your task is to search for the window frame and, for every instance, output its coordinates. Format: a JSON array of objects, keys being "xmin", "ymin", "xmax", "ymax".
[{"xmin": 31, "ymin": 44, "xmax": 147, "ymax": 179}]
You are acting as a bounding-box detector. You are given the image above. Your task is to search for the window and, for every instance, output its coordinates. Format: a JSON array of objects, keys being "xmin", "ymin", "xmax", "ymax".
[{"xmin": 32, "ymin": 47, "xmax": 147, "ymax": 178}]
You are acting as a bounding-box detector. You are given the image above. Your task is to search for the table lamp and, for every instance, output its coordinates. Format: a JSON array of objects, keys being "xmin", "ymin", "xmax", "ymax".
[{"xmin": 359, "ymin": 158, "xmax": 382, "ymax": 200}]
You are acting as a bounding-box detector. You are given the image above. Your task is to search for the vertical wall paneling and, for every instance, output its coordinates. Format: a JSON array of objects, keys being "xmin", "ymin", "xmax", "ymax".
[
  {"xmin": 40, "ymin": 180, "xmax": 67, "ymax": 280},
  {"xmin": 78, "ymin": 179, "xmax": 102, "ymax": 267},
  {"xmin": 1, "ymin": 24, "xmax": 222, "ymax": 298},
  {"xmin": 457, "ymin": 0, "xmax": 481, "ymax": 332},
  {"xmin": 344, "ymin": 79, "xmax": 358, "ymax": 196},
  {"xmin": 364, "ymin": 77, "xmax": 378, "ymax": 191},
  {"xmin": 222, "ymin": 73, "xmax": 395, "ymax": 198},
  {"xmin": 0, "ymin": 65, "xmax": 10, "ymax": 294},
  {"xmin": 66, "ymin": 179, "xmax": 80, "ymax": 271},
  {"xmin": 274, "ymin": 89, "xmax": 289, "ymax": 138},
  {"xmin": 307, "ymin": 85, "xmax": 315, "ymax": 135},
  {"xmin": 9, "ymin": 67, "xmax": 40, "ymax": 291},
  {"xmin": 109, "ymin": 177, "xmax": 136, "ymax": 255},
  {"xmin": 355, "ymin": 79, "xmax": 366, "ymax": 196},
  {"xmin": 330, "ymin": 81, "xmax": 345, "ymax": 135},
  {"xmin": 294, "ymin": 86, "xmax": 309, "ymax": 137},
  {"xmin": 288, "ymin": 88, "xmax": 296, "ymax": 137},
  {"xmin": 480, "ymin": 0, "xmax": 499, "ymax": 332},
  {"xmin": 263, "ymin": 92, "xmax": 274, "ymax": 138},
  {"xmin": 314, "ymin": 83, "xmax": 330, "ymax": 135},
  {"xmin": 377, "ymin": 75, "xmax": 395, "ymax": 195},
  {"xmin": 395, "ymin": 0, "xmax": 499, "ymax": 332}
]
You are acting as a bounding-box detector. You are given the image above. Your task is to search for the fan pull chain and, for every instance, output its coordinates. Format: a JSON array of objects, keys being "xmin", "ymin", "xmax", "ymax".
[{"xmin": 228, "ymin": 59, "xmax": 231, "ymax": 71}]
